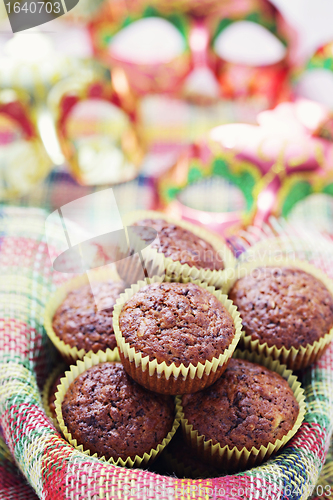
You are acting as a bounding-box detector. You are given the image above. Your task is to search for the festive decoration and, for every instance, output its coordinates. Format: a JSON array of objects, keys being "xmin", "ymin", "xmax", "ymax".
[
  {"xmin": 208, "ymin": 0, "xmax": 294, "ymax": 106},
  {"xmin": 159, "ymin": 99, "xmax": 333, "ymax": 233},
  {"xmin": 48, "ymin": 73, "xmax": 144, "ymax": 185},
  {"xmin": 89, "ymin": 0, "xmax": 294, "ymax": 107},
  {"xmin": 158, "ymin": 141, "xmax": 261, "ymax": 235},
  {"xmin": 0, "ymin": 30, "xmax": 112, "ymax": 197},
  {"xmin": 0, "ymin": 89, "xmax": 52, "ymax": 199},
  {"xmin": 296, "ymin": 41, "xmax": 333, "ymax": 110},
  {"xmin": 248, "ymin": 100, "xmax": 333, "ymax": 223},
  {"xmin": 89, "ymin": 5, "xmax": 192, "ymax": 95}
]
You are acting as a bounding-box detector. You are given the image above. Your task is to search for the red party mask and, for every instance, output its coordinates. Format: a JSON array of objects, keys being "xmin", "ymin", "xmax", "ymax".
[
  {"xmin": 0, "ymin": 89, "xmax": 52, "ymax": 199},
  {"xmin": 89, "ymin": 0, "xmax": 295, "ymax": 106}
]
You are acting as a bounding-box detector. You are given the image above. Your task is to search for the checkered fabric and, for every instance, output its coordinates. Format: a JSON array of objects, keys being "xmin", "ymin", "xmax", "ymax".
[
  {"xmin": 2, "ymin": 169, "xmax": 157, "ymax": 215},
  {"xmin": 1, "ymin": 205, "xmax": 333, "ymax": 499}
]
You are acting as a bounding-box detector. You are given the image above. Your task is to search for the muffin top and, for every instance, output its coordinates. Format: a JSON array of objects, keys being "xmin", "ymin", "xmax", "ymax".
[
  {"xmin": 52, "ymin": 280, "xmax": 126, "ymax": 353},
  {"xmin": 118, "ymin": 282, "xmax": 235, "ymax": 366},
  {"xmin": 132, "ymin": 218, "xmax": 224, "ymax": 271},
  {"xmin": 62, "ymin": 362, "xmax": 175, "ymax": 461},
  {"xmin": 228, "ymin": 267, "xmax": 333, "ymax": 349},
  {"xmin": 182, "ymin": 358, "xmax": 299, "ymax": 450}
]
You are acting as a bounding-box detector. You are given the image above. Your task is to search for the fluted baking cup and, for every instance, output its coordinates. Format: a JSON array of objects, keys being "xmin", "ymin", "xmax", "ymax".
[
  {"xmin": 42, "ymin": 363, "xmax": 68, "ymax": 431},
  {"xmin": 44, "ymin": 267, "xmax": 122, "ymax": 364},
  {"xmin": 113, "ymin": 275, "xmax": 243, "ymax": 395},
  {"xmin": 226, "ymin": 258, "xmax": 333, "ymax": 370},
  {"xmin": 55, "ymin": 349, "xmax": 183, "ymax": 468},
  {"xmin": 161, "ymin": 430, "xmax": 218, "ymax": 478},
  {"xmin": 122, "ymin": 210, "xmax": 236, "ymax": 292},
  {"xmin": 181, "ymin": 349, "xmax": 306, "ymax": 472}
]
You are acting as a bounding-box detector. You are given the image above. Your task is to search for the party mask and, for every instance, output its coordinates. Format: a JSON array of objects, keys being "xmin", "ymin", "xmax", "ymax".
[
  {"xmin": 48, "ymin": 74, "xmax": 144, "ymax": 186},
  {"xmin": 158, "ymin": 141, "xmax": 261, "ymax": 236},
  {"xmin": 89, "ymin": 0, "xmax": 294, "ymax": 106},
  {"xmin": 208, "ymin": 100, "xmax": 333, "ymax": 226},
  {"xmin": 296, "ymin": 41, "xmax": 333, "ymax": 111},
  {"xmin": 204, "ymin": 0, "xmax": 293, "ymax": 104},
  {"xmin": 0, "ymin": 89, "xmax": 52, "ymax": 199},
  {"xmin": 158, "ymin": 100, "xmax": 333, "ymax": 234},
  {"xmin": 89, "ymin": 6, "xmax": 192, "ymax": 95},
  {"xmin": 0, "ymin": 60, "xmax": 144, "ymax": 199}
]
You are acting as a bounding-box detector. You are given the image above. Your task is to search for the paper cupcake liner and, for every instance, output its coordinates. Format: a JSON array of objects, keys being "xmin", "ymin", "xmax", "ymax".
[
  {"xmin": 44, "ymin": 267, "xmax": 122, "ymax": 364},
  {"xmin": 122, "ymin": 210, "xmax": 236, "ymax": 292},
  {"xmin": 226, "ymin": 258, "xmax": 333, "ymax": 370},
  {"xmin": 42, "ymin": 363, "xmax": 68, "ymax": 431},
  {"xmin": 181, "ymin": 349, "xmax": 306, "ymax": 472},
  {"xmin": 113, "ymin": 274, "xmax": 243, "ymax": 395},
  {"xmin": 55, "ymin": 349, "xmax": 183, "ymax": 468}
]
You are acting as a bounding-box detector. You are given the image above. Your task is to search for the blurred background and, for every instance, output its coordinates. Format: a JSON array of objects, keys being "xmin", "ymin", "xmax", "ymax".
[{"xmin": 1, "ymin": 0, "xmax": 333, "ymax": 236}]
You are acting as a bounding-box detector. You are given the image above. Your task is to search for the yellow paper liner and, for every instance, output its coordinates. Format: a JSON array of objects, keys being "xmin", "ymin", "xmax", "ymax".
[
  {"xmin": 181, "ymin": 349, "xmax": 306, "ymax": 472},
  {"xmin": 55, "ymin": 348, "xmax": 183, "ymax": 468},
  {"xmin": 42, "ymin": 363, "xmax": 68, "ymax": 431},
  {"xmin": 226, "ymin": 258, "xmax": 333, "ymax": 370},
  {"xmin": 113, "ymin": 274, "xmax": 243, "ymax": 395},
  {"xmin": 122, "ymin": 210, "xmax": 236, "ymax": 292},
  {"xmin": 44, "ymin": 267, "xmax": 122, "ymax": 364}
]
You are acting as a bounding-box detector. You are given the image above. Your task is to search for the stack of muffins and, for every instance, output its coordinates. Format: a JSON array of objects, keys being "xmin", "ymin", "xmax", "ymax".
[{"xmin": 43, "ymin": 210, "xmax": 333, "ymax": 475}]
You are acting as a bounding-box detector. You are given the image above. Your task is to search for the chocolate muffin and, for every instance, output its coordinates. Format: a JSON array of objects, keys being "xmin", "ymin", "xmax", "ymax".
[
  {"xmin": 52, "ymin": 280, "xmax": 126, "ymax": 353},
  {"xmin": 228, "ymin": 267, "xmax": 333, "ymax": 349},
  {"xmin": 61, "ymin": 362, "xmax": 175, "ymax": 461},
  {"xmin": 132, "ymin": 218, "xmax": 224, "ymax": 271},
  {"xmin": 118, "ymin": 281, "xmax": 235, "ymax": 366},
  {"xmin": 182, "ymin": 358, "xmax": 299, "ymax": 451}
]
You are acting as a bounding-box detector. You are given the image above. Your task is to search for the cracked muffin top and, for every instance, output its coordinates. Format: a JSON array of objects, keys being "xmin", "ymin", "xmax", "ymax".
[
  {"xmin": 118, "ymin": 281, "xmax": 235, "ymax": 366},
  {"xmin": 132, "ymin": 218, "xmax": 224, "ymax": 271},
  {"xmin": 182, "ymin": 358, "xmax": 299, "ymax": 450},
  {"xmin": 228, "ymin": 266, "xmax": 333, "ymax": 349},
  {"xmin": 52, "ymin": 280, "xmax": 126, "ymax": 353},
  {"xmin": 61, "ymin": 362, "xmax": 174, "ymax": 461}
]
